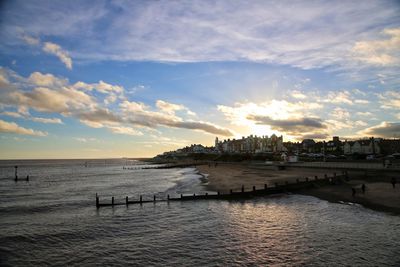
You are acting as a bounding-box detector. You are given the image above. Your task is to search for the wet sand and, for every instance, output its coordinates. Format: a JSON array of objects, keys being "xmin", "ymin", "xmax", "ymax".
[
  {"xmin": 299, "ymin": 181, "xmax": 400, "ymax": 215},
  {"xmin": 197, "ymin": 163, "xmax": 400, "ymax": 215},
  {"xmin": 197, "ymin": 163, "xmax": 339, "ymax": 193}
]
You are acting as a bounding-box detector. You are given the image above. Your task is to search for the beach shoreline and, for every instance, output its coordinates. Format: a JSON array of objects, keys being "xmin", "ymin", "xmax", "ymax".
[{"xmin": 196, "ymin": 163, "xmax": 400, "ymax": 215}]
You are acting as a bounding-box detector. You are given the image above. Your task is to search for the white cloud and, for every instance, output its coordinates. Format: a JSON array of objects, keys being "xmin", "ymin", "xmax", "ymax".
[
  {"xmin": 378, "ymin": 91, "xmax": 400, "ymax": 110},
  {"xmin": 7, "ymin": 86, "xmax": 96, "ymax": 114},
  {"xmin": 0, "ymin": 111, "xmax": 24, "ymax": 118},
  {"xmin": 43, "ymin": 42, "xmax": 73, "ymax": 69},
  {"xmin": 0, "ymin": 68, "xmax": 10, "ymax": 87},
  {"xmin": 354, "ymin": 120, "xmax": 368, "ymax": 127},
  {"xmin": 356, "ymin": 111, "xmax": 372, "ymax": 116},
  {"xmin": 218, "ymin": 100, "xmax": 323, "ymax": 126},
  {"xmin": 4, "ymin": 1, "xmax": 399, "ymax": 72},
  {"xmin": 331, "ymin": 107, "xmax": 350, "ymax": 120},
  {"xmin": 120, "ymin": 100, "xmax": 232, "ymax": 136},
  {"xmin": 0, "ymin": 119, "xmax": 47, "ymax": 136},
  {"xmin": 21, "ymin": 35, "xmax": 40, "ymax": 46},
  {"xmin": 74, "ymin": 137, "xmax": 98, "ymax": 143},
  {"xmin": 290, "ymin": 90, "xmax": 307, "ymax": 99},
  {"xmin": 156, "ymin": 100, "xmax": 185, "ymax": 115},
  {"xmin": 325, "ymin": 119, "xmax": 354, "ymax": 131},
  {"xmin": 30, "ymin": 117, "xmax": 63, "ymax": 124},
  {"xmin": 28, "ymin": 72, "xmax": 68, "ymax": 87},
  {"xmin": 324, "ymin": 91, "xmax": 353, "ymax": 105},
  {"xmin": 107, "ymin": 126, "xmax": 143, "ymax": 136},
  {"xmin": 156, "ymin": 100, "xmax": 196, "ymax": 116},
  {"xmin": 1, "ymin": 109, "xmax": 63, "ymax": 124},
  {"xmin": 73, "ymin": 80, "xmax": 123, "ymax": 94},
  {"xmin": 353, "ymin": 28, "xmax": 400, "ymax": 66},
  {"xmin": 354, "ymin": 99, "xmax": 370, "ymax": 104},
  {"xmin": 20, "ymin": 33, "xmax": 73, "ymax": 70},
  {"xmin": 352, "ymin": 89, "xmax": 366, "ymax": 96}
]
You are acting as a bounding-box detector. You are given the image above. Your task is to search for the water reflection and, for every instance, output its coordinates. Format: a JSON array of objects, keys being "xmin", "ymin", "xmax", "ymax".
[{"xmin": 218, "ymin": 197, "xmax": 310, "ymax": 265}]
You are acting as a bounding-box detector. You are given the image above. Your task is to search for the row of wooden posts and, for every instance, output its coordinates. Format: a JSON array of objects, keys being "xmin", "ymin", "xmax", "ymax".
[
  {"xmin": 123, "ymin": 162, "xmax": 201, "ymax": 170},
  {"xmin": 96, "ymin": 171, "xmax": 347, "ymax": 208}
]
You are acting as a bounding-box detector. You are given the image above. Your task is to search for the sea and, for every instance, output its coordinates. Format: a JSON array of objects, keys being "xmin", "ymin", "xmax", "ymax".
[{"xmin": 0, "ymin": 159, "xmax": 399, "ymax": 266}]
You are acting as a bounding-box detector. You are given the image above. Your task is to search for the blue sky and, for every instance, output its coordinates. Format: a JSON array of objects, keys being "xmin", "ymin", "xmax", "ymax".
[{"xmin": 0, "ymin": 0, "xmax": 399, "ymax": 159}]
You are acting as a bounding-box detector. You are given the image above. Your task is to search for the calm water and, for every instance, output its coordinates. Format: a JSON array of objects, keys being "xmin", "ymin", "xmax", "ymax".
[{"xmin": 0, "ymin": 159, "xmax": 399, "ymax": 266}]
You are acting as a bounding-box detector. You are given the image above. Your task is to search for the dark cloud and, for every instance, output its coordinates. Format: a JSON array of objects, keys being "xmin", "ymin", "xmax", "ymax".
[
  {"xmin": 361, "ymin": 122, "xmax": 400, "ymax": 138},
  {"xmin": 80, "ymin": 108, "xmax": 234, "ymax": 136},
  {"xmin": 247, "ymin": 115, "xmax": 327, "ymax": 132},
  {"xmin": 300, "ymin": 133, "xmax": 330, "ymax": 140},
  {"xmin": 77, "ymin": 109, "xmax": 122, "ymax": 124}
]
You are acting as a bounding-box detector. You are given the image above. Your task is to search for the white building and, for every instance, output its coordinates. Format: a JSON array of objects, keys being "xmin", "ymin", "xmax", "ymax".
[{"xmin": 343, "ymin": 138, "xmax": 380, "ymax": 154}]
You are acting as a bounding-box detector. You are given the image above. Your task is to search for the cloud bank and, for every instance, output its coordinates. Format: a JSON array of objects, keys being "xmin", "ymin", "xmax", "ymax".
[
  {"xmin": 247, "ymin": 115, "xmax": 327, "ymax": 133},
  {"xmin": 360, "ymin": 122, "xmax": 400, "ymax": 138},
  {"xmin": 0, "ymin": 67, "xmax": 233, "ymax": 137}
]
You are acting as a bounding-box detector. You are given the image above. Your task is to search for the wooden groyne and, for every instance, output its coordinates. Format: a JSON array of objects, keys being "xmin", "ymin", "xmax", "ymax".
[
  {"xmin": 123, "ymin": 162, "xmax": 207, "ymax": 170},
  {"xmin": 96, "ymin": 172, "xmax": 347, "ymax": 208}
]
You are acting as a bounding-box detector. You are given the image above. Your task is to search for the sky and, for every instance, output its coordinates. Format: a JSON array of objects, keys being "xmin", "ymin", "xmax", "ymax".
[{"xmin": 0, "ymin": 0, "xmax": 399, "ymax": 159}]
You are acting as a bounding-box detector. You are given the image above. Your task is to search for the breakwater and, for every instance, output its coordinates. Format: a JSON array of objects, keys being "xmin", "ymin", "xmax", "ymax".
[
  {"xmin": 123, "ymin": 162, "xmax": 207, "ymax": 170},
  {"xmin": 96, "ymin": 172, "xmax": 346, "ymax": 207}
]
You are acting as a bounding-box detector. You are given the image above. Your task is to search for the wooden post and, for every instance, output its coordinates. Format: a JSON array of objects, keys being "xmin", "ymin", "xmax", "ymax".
[
  {"xmin": 96, "ymin": 194, "xmax": 99, "ymax": 208},
  {"xmin": 253, "ymin": 186, "xmax": 256, "ymax": 192},
  {"xmin": 26, "ymin": 175, "xmax": 29, "ymax": 181},
  {"xmin": 154, "ymin": 195, "xmax": 156, "ymax": 202},
  {"xmin": 230, "ymin": 189, "xmax": 233, "ymax": 194},
  {"xmin": 112, "ymin": 197, "xmax": 114, "ymax": 206},
  {"xmin": 14, "ymin": 166, "xmax": 18, "ymax": 181},
  {"xmin": 126, "ymin": 196, "xmax": 128, "ymax": 205},
  {"xmin": 241, "ymin": 185, "xmax": 244, "ymax": 193},
  {"xmin": 264, "ymin": 184, "xmax": 267, "ymax": 190},
  {"xmin": 180, "ymin": 194, "xmax": 183, "ymax": 199}
]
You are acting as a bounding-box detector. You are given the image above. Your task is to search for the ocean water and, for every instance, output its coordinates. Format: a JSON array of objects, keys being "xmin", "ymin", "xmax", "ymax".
[{"xmin": 0, "ymin": 159, "xmax": 399, "ymax": 266}]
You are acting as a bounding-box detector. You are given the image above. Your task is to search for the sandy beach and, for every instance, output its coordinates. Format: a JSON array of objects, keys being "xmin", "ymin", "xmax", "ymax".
[{"xmin": 197, "ymin": 163, "xmax": 400, "ymax": 215}]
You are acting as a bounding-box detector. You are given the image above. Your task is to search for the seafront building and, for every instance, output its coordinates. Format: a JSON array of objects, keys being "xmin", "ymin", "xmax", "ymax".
[
  {"xmin": 343, "ymin": 138, "xmax": 381, "ymax": 155},
  {"xmin": 214, "ymin": 134, "xmax": 286, "ymax": 153},
  {"xmin": 156, "ymin": 134, "xmax": 400, "ymax": 160}
]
